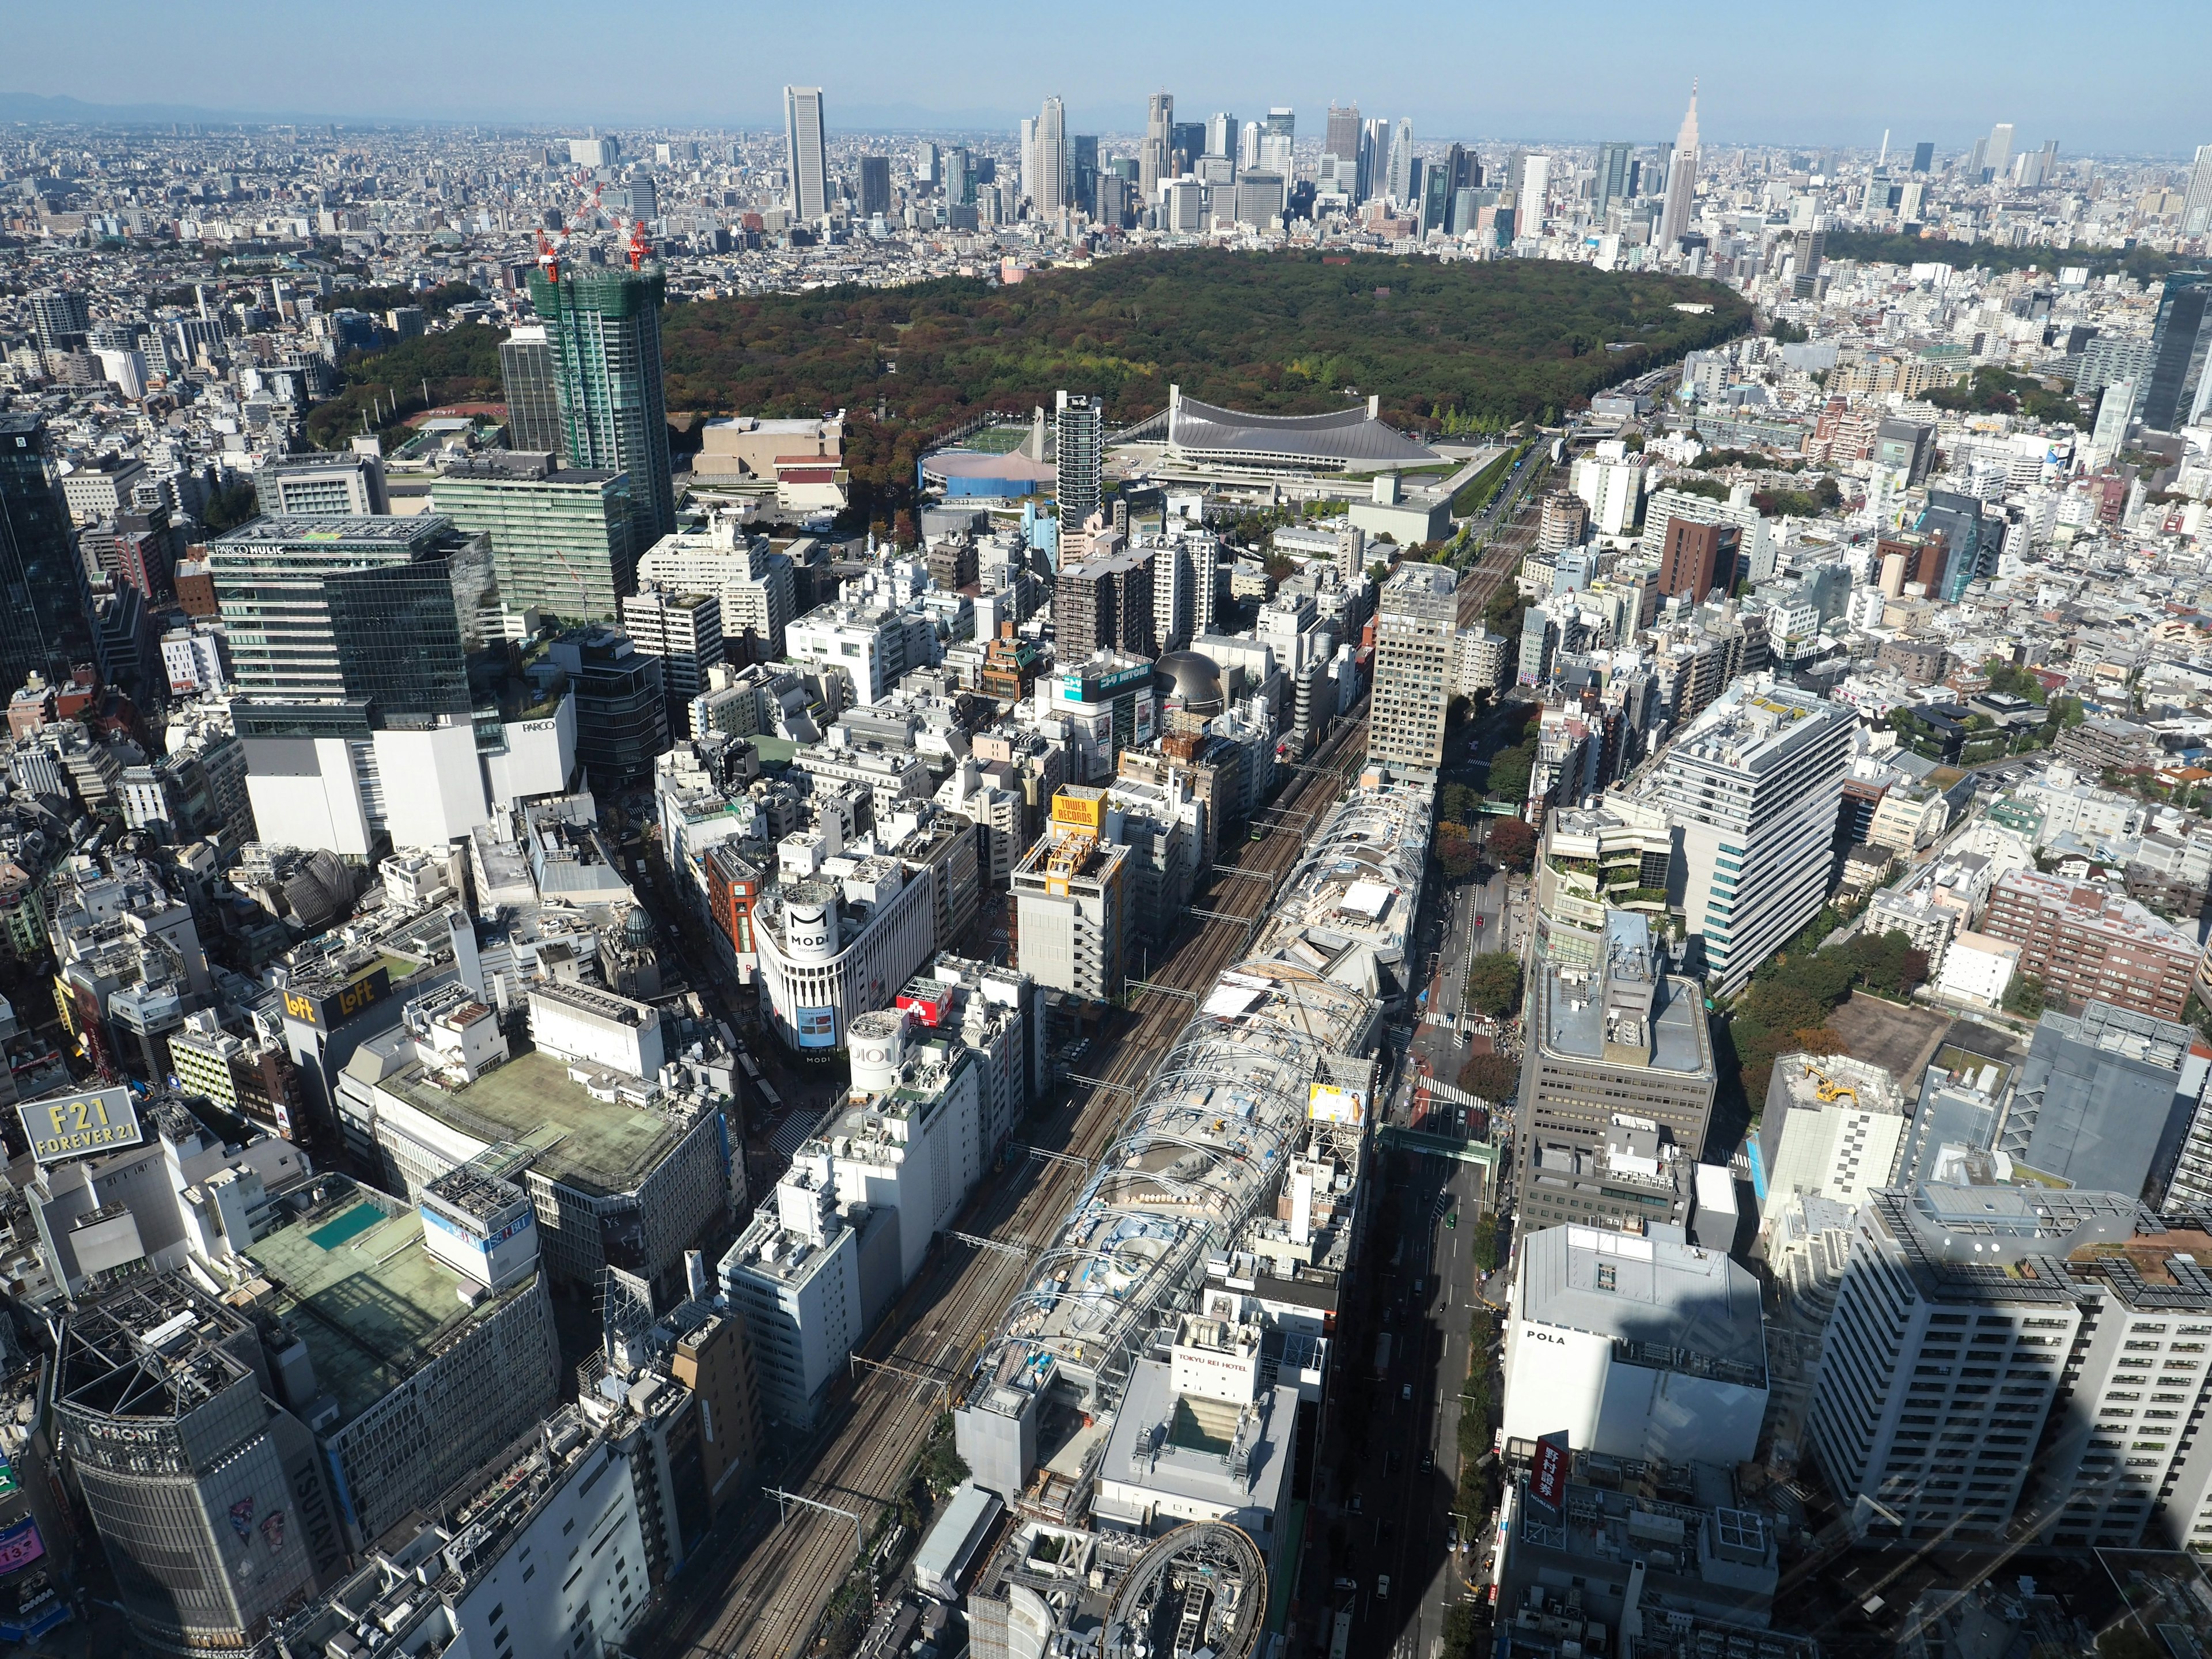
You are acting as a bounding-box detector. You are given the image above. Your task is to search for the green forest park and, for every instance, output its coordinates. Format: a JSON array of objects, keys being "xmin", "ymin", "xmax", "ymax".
[{"xmin": 311, "ymin": 250, "xmax": 1751, "ymax": 524}]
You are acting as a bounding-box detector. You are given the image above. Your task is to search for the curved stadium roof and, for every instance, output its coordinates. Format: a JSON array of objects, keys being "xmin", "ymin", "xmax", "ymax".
[{"xmin": 1166, "ymin": 389, "xmax": 1436, "ymax": 471}]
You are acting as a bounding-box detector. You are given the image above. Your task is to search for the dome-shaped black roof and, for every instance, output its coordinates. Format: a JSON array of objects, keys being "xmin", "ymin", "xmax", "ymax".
[{"xmin": 1154, "ymin": 650, "xmax": 1225, "ymax": 713}]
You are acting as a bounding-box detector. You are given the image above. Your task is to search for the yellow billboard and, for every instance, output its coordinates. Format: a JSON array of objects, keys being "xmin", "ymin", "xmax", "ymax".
[
  {"xmin": 1051, "ymin": 791, "xmax": 1103, "ymax": 832},
  {"xmin": 1308, "ymin": 1083, "xmax": 1367, "ymax": 1126}
]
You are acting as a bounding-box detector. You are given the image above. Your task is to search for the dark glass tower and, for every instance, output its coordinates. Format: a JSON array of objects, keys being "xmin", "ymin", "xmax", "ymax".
[
  {"xmin": 498, "ymin": 325, "xmax": 565, "ymax": 454},
  {"xmin": 528, "ymin": 267, "xmax": 676, "ymax": 553},
  {"xmin": 0, "ymin": 414, "xmax": 97, "ymax": 694},
  {"xmin": 2141, "ymin": 272, "xmax": 2212, "ymax": 433}
]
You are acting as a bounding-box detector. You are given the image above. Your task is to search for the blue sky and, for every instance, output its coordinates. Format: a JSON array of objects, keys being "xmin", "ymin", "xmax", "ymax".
[{"xmin": 9, "ymin": 0, "xmax": 2209, "ymax": 154}]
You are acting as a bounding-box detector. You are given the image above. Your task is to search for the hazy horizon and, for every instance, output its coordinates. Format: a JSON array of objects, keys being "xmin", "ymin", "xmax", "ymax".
[{"xmin": 7, "ymin": 0, "xmax": 2210, "ymax": 154}]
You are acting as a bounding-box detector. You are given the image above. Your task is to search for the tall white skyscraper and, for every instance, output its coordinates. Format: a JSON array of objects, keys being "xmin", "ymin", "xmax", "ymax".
[
  {"xmin": 1656, "ymin": 81, "xmax": 1700, "ymax": 251},
  {"xmin": 783, "ymin": 86, "xmax": 828, "ymax": 222},
  {"xmin": 1386, "ymin": 118, "xmax": 1415, "ymax": 203},
  {"xmin": 1983, "ymin": 121, "xmax": 2014, "ymax": 182},
  {"xmin": 1240, "ymin": 120, "xmax": 1261, "ymax": 171},
  {"xmin": 1644, "ymin": 675, "xmax": 1851, "ymax": 992},
  {"xmin": 1260, "ymin": 107, "xmax": 1295, "ymax": 177},
  {"xmin": 1206, "ymin": 111, "xmax": 1236, "ymax": 161},
  {"xmin": 2183, "ymin": 143, "xmax": 2212, "ymax": 236},
  {"xmin": 1519, "ymin": 153, "xmax": 1551, "ymax": 232},
  {"xmin": 1035, "ymin": 100, "xmax": 1068, "ymax": 216},
  {"xmin": 1142, "ymin": 92, "xmax": 1174, "ymax": 199}
]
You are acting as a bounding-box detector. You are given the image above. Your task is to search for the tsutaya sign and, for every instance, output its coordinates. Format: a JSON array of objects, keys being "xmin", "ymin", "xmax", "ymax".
[{"xmin": 17, "ymin": 1086, "xmax": 144, "ymax": 1166}]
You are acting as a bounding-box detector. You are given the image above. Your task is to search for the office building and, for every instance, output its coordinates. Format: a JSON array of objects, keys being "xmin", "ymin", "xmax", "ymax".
[
  {"xmin": 210, "ymin": 513, "xmax": 467, "ymax": 718},
  {"xmin": 254, "ymin": 450, "xmax": 388, "ymax": 517},
  {"xmin": 1643, "ymin": 676, "xmax": 1851, "ymax": 991},
  {"xmin": 1805, "ymin": 1184, "xmax": 2212, "ymax": 1549},
  {"xmin": 2141, "ymin": 273, "xmax": 2212, "ymax": 433},
  {"xmin": 621, "ymin": 587, "xmax": 724, "ymax": 734},
  {"xmin": 275, "ymin": 1402, "xmax": 664, "ymax": 1659},
  {"xmin": 1055, "ymin": 546, "xmax": 1155, "ymax": 663},
  {"xmin": 858, "ymin": 153, "xmax": 892, "ymax": 218},
  {"xmin": 1911, "ymin": 139, "xmax": 1935, "ymax": 173},
  {"xmin": 1323, "ymin": 102, "xmax": 1361, "ymax": 184},
  {"xmin": 1657, "ymin": 82, "xmax": 1701, "ymax": 249},
  {"xmin": 1141, "ymin": 92, "xmax": 1173, "ymax": 200},
  {"xmin": 1055, "ymin": 389, "xmax": 1104, "ymax": 527},
  {"xmin": 434, "ymin": 449, "xmax": 635, "ymax": 622},
  {"xmin": 528, "ymin": 266, "xmax": 676, "ymax": 551},
  {"xmin": 719, "ymin": 1162, "xmax": 863, "ymax": 1426},
  {"xmin": 498, "ymin": 321, "xmax": 564, "ymax": 453},
  {"xmin": 895, "ymin": 955, "xmax": 1048, "ymax": 1165},
  {"xmin": 1011, "ymin": 788, "xmax": 1130, "ymax": 1001},
  {"xmin": 240, "ymin": 1176, "xmax": 560, "ymax": 1550},
  {"xmin": 1366, "ymin": 562, "xmax": 1457, "ymax": 775},
  {"xmin": 1977, "ymin": 869, "xmax": 2198, "ymax": 1022},
  {"xmin": 1594, "ymin": 141, "xmax": 1634, "ymax": 215},
  {"xmin": 0, "ymin": 414, "xmax": 97, "ymax": 695},
  {"xmin": 752, "ymin": 857, "xmax": 938, "ymax": 1054},
  {"xmin": 1996, "ymin": 999, "xmax": 2210, "ymax": 1196},
  {"xmin": 28, "ymin": 288, "xmax": 89, "ymax": 353},
  {"xmin": 1752, "ymin": 1055, "xmax": 1908, "ymax": 1235},
  {"xmin": 1982, "ymin": 121, "xmax": 2014, "ymax": 181},
  {"xmin": 784, "ymin": 86, "xmax": 828, "ymax": 222},
  {"xmin": 637, "ymin": 512, "xmax": 795, "ymax": 664},
  {"xmin": 1658, "ymin": 517, "xmax": 1739, "ymax": 601},
  {"xmin": 1035, "ymin": 97, "xmax": 1069, "ymax": 217},
  {"xmin": 58, "ymin": 1277, "xmax": 345, "ymax": 1656},
  {"xmin": 1640, "ymin": 484, "xmax": 1773, "ymax": 582},
  {"xmin": 544, "ymin": 625, "xmax": 669, "ymax": 782},
  {"xmin": 1234, "ymin": 170, "xmax": 1287, "ymax": 228},
  {"xmin": 1502, "ymin": 1221, "xmax": 1767, "ymax": 1465},
  {"xmin": 2184, "ymin": 144, "xmax": 2212, "ymax": 237},
  {"xmin": 1516, "ymin": 911, "xmax": 1718, "ymax": 1232}
]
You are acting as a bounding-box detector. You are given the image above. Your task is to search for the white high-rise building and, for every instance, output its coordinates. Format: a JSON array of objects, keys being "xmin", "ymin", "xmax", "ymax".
[
  {"xmin": 1036, "ymin": 98, "xmax": 1069, "ymax": 216},
  {"xmin": 1386, "ymin": 118, "xmax": 1415, "ymax": 204},
  {"xmin": 1239, "ymin": 120, "xmax": 1260, "ymax": 171},
  {"xmin": 1518, "ymin": 153, "xmax": 1550, "ymax": 232},
  {"xmin": 1983, "ymin": 121, "xmax": 2015, "ymax": 182},
  {"xmin": 1142, "ymin": 92, "xmax": 1174, "ymax": 200},
  {"xmin": 719, "ymin": 1160, "xmax": 862, "ymax": 1427},
  {"xmin": 2182, "ymin": 143, "xmax": 2212, "ymax": 236},
  {"xmin": 1019, "ymin": 116, "xmax": 1038, "ymax": 207},
  {"xmin": 636, "ymin": 511, "xmax": 796, "ymax": 664},
  {"xmin": 1259, "ymin": 108, "xmax": 1294, "ymax": 177},
  {"xmin": 1643, "ymin": 675, "xmax": 1851, "ymax": 991},
  {"xmin": 1656, "ymin": 81, "xmax": 1700, "ymax": 251},
  {"xmin": 1569, "ymin": 445, "xmax": 1647, "ymax": 537},
  {"xmin": 1806, "ymin": 1184, "xmax": 2212, "ymax": 1550},
  {"xmin": 783, "ymin": 86, "xmax": 828, "ymax": 222}
]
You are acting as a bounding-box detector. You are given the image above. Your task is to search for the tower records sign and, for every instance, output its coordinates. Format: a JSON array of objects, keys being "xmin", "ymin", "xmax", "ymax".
[{"xmin": 17, "ymin": 1086, "xmax": 145, "ymax": 1166}]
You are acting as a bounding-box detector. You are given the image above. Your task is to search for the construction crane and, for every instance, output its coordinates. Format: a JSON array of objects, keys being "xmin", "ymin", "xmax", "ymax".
[{"xmin": 533, "ymin": 171, "xmax": 607, "ymax": 286}]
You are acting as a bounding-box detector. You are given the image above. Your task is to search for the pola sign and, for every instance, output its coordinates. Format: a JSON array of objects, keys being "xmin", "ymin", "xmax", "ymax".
[{"xmin": 17, "ymin": 1086, "xmax": 145, "ymax": 1166}]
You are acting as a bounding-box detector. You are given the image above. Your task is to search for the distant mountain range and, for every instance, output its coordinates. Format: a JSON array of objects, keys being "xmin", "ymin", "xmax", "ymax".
[{"xmin": 0, "ymin": 89, "xmax": 314, "ymax": 126}]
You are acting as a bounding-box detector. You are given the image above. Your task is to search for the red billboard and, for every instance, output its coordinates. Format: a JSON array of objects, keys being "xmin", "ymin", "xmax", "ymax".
[{"xmin": 1531, "ymin": 1434, "xmax": 1568, "ymax": 1510}]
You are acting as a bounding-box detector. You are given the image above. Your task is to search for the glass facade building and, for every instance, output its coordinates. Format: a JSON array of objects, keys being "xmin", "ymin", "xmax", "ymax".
[
  {"xmin": 433, "ymin": 452, "xmax": 634, "ymax": 623},
  {"xmin": 2141, "ymin": 272, "xmax": 2212, "ymax": 433},
  {"xmin": 207, "ymin": 514, "xmax": 468, "ymax": 728},
  {"xmin": 498, "ymin": 324, "xmax": 565, "ymax": 454},
  {"xmin": 527, "ymin": 267, "xmax": 676, "ymax": 554},
  {"xmin": 0, "ymin": 414, "xmax": 96, "ymax": 695}
]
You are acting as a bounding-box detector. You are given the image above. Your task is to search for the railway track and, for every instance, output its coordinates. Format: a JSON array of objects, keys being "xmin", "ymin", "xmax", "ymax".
[{"xmin": 656, "ymin": 715, "xmax": 1372, "ymax": 1658}]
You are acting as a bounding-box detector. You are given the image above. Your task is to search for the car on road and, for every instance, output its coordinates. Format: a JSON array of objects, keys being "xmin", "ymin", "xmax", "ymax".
[
  {"xmin": 1376, "ymin": 1576, "xmax": 1392, "ymax": 1601},
  {"xmin": 1333, "ymin": 1576, "xmax": 1358, "ymax": 1594},
  {"xmin": 1421, "ymin": 1450, "xmax": 1434, "ymax": 1472},
  {"xmin": 1348, "ymin": 1493, "xmax": 1363, "ymax": 1514},
  {"xmin": 1400, "ymin": 1382, "xmax": 1412, "ymax": 1402},
  {"xmin": 1445, "ymin": 1211, "xmax": 1458, "ymax": 1229}
]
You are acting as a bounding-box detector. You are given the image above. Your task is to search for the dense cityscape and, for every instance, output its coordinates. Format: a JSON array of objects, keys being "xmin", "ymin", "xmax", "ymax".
[{"xmin": 4, "ymin": 33, "xmax": 2212, "ymax": 1659}]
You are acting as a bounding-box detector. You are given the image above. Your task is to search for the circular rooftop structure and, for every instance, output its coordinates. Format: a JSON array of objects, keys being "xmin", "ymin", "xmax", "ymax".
[
  {"xmin": 1102, "ymin": 1521, "xmax": 1268, "ymax": 1659},
  {"xmin": 1154, "ymin": 650, "xmax": 1225, "ymax": 715}
]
